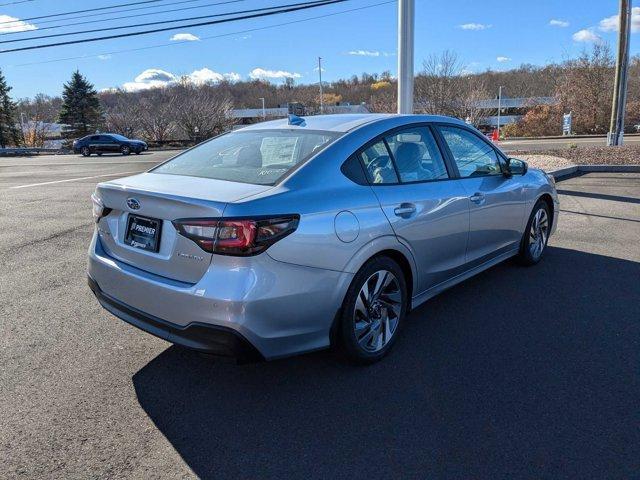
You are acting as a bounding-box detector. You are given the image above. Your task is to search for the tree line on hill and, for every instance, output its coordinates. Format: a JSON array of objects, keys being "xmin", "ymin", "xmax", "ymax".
[{"xmin": 0, "ymin": 44, "xmax": 638, "ymax": 148}]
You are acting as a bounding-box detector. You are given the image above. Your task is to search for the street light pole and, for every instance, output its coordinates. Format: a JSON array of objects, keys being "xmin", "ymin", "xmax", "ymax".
[
  {"xmin": 608, "ymin": 0, "xmax": 631, "ymax": 146},
  {"xmin": 496, "ymin": 86, "xmax": 503, "ymax": 137},
  {"xmin": 259, "ymin": 97, "xmax": 265, "ymax": 119},
  {"xmin": 318, "ymin": 56, "xmax": 324, "ymax": 114},
  {"xmin": 397, "ymin": 0, "xmax": 415, "ymax": 114}
]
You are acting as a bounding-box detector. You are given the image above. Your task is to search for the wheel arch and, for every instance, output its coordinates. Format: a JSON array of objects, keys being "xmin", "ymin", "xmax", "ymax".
[{"xmin": 536, "ymin": 193, "xmax": 555, "ymax": 229}]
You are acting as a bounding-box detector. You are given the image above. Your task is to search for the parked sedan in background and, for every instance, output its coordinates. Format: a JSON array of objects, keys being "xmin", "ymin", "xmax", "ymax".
[
  {"xmin": 73, "ymin": 133, "xmax": 148, "ymax": 156},
  {"xmin": 88, "ymin": 114, "xmax": 558, "ymax": 364}
]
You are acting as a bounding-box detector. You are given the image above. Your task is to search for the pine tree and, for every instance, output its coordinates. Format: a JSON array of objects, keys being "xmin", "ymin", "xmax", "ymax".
[
  {"xmin": 58, "ymin": 70, "xmax": 102, "ymax": 139},
  {"xmin": 0, "ymin": 68, "xmax": 20, "ymax": 148}
]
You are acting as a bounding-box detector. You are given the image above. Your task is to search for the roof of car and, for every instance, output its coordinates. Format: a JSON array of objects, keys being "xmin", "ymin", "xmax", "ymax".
[{"xmin": 237, "ymin": 113, "xmax": 467, "ymax": 133}]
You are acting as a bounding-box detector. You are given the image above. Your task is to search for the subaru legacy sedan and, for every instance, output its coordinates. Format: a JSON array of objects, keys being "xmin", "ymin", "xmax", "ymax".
[{"xmin": 88, "ymin": 114, "xmax": 558, "ymax": 363}]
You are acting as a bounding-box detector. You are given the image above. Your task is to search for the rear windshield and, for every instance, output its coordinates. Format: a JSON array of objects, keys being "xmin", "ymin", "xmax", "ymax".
[{"xmin": 151, "ymin": 129, "xmax": 340, "ymax": 185}]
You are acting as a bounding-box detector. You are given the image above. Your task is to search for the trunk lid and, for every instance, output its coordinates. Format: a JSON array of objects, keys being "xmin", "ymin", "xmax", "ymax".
[{"xmin": 95, "ymin": 173, "xmax": 271, "ymax": 283}]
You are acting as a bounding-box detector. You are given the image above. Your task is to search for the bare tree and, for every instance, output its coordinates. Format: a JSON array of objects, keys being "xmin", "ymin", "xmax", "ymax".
[
  {"xmin": 104, "ymin": 90, "xmax": 141, "ymax": 138},
  {"xmin": 16, "ymin": 94, "xmax": 61, "ymax": 147},
  {"xmin": 137, "ymin": 89, "xmax": 178, "ymax": 142},
  {"xmin": 414, "ymin": 50, "xmax": 488, "ymax": 123},
  {"xmin": 557, "ymin": 43, "xmax": 614, "ymax": 134},
  {"xmin": 173, "ymin": 82, "xmax": 235, "ymax": 140}
]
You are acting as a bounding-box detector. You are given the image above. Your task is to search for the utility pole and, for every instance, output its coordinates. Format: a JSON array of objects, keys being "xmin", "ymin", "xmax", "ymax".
[
  {"xmin": 397, "ymin": 0, "xmax": 415, "ymax": 114},
  {"xmin": 496, "ymin": 86, "xmax": 503, "ymax": 137},
  {"xmin": 259, "ymin": 97, "xmax": 265, "ymax": 119},
  {"xmin": 608, "ymin": 0, "xmax": 632, "ymax": 146},
  {"xmin": 318, "ymin": 56, "xmax": 324, "ymax": 114}
]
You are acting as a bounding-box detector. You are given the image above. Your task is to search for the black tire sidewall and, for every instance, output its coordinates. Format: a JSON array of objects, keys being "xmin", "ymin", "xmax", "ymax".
[
  {"xmin": 339, "ymin": 256, "xmax": 408, "ymax": 364},
  {"xmin": 519, "ymin": 200, "xmax": 551, "ymax": 265}
]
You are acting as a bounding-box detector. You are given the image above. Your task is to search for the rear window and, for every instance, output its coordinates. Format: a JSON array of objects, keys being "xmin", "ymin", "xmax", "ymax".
[{"xmin": 151, "ymin": 129, "xmax": 340, "ymax": 185}]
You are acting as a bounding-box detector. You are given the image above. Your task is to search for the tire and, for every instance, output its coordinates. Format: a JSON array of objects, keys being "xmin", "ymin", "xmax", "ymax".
[
  {"xmin": 338, "ymin": 256, "xmax": 408, "ymax": 364},
  {"xmin": 135, "ymin": 150, "xmax": 141, "ymax": 155},
  {"xmin": 81, "ymin": 146, "xmax": 91, "ymax": 157},
  {"xmin": 97, "ymin": 152, "xmax": 103, "ymax": 157},
  {"xmin": 121, "ymin": 145, "xmax": 131, "ymax": 156},
  {"xmin": 518, "ymin": 199, "xmax": 551, "ymax": 266}
]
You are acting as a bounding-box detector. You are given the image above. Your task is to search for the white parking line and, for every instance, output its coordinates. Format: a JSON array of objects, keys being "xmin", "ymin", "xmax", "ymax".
[{"xmin": 10, "ymin": 171, "xmax": 139, "ymax": 189}]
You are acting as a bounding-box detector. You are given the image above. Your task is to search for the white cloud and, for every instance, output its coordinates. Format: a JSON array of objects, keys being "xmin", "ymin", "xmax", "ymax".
[
  {"xmin": 121, "ymin": 67, "xmax": 240, "ymax": 91},
  {"xmin": 0, "ymin": 14, "xmax": 37, "ymax": 33},
  {"xmin": 347, "ymin": 50, "xmax": 380, "ymax": 57},
  {"xmin": 248, "ymin": 68, "xmax": 301, "ymax": 81},
  {"xmin": 572, "ymin": 28, "xmax": 602, "ymax": 42},
  {"xmin": 496, "ymin": 56, "xmax": 511, "ymax": 63},
  {"xmin": 170, "ymin": 33, "xmax": 200, "ymax": 42},
  {"xmin": 599, "ymin": 7, "xmax": 640, "ymax": 33},
  {"xmin": 549, "ymin": 19, "xmax": 569, "ymax": 28},
  {"xmin": 459, "ymin": 23, "xmax": 492, "ymax": 30}
]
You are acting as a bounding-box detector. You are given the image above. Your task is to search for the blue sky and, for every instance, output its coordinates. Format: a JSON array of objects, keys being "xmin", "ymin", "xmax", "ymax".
[{"xmin": 0, "ymin": 0, "xmax": 637, "ymax": 99}]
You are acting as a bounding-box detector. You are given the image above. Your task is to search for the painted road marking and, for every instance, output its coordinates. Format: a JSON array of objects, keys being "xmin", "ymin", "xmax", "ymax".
[{"xmin": 10, "ymin": 171, "xmax": 139, "ymax": 189}]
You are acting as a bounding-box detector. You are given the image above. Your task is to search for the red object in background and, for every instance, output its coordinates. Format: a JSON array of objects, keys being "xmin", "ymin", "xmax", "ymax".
[{"xmin": 491, "ymin": 129, "xmax": 499, "ymax": 142}]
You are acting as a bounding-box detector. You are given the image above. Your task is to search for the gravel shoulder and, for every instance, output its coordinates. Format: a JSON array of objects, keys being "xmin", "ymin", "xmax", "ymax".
[{"xmin": 509, "ymin": 144, "xmax": 640, "ymax": 172}]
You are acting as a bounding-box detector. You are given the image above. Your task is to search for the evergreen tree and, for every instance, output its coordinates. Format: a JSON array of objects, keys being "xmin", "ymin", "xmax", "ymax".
[
  {"xmin": 58, "ymin": 70, "xmax": 102, "ymax": 139},
  {"xmin": 0, "ymin": 69, "xmax": 20, "ymax": 148}
]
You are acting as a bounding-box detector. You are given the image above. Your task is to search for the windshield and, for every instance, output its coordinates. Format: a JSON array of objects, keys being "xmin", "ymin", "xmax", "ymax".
[{"xmin": 151, "ymin": 129, "xmax": 340, "ymax": 185}]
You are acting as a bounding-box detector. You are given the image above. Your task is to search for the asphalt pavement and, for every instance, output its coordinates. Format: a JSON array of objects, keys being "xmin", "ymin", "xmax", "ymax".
[{"xmin": 0, "ymin": 154, "xmax": 638, "ymax": 479}]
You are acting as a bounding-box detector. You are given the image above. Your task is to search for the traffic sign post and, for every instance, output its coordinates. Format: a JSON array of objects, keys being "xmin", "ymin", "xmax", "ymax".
[{"xmin": 562, "ymin": 112, "xmax": 572, "ymax": 136}]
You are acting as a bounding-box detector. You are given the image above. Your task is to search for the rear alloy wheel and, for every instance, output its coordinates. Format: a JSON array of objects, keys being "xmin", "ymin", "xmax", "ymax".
[
  {"xmin": 518, "ymin": 200, "xmax": 550, "ymax": 265},
  {"xmin": 339, "ymin": 257, "xmax": 407, "ymax": 364},
  {"xmin": 121, "ymin": 145, "xmax": 131, "ymax": 156},
  {"xmin": 81, "ymin": 146, "xmax": 91, "ymax": 157}
]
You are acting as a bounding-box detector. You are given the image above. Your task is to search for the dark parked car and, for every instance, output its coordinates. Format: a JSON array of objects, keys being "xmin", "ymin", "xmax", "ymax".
[{"xmin": 73, "ymin": 134, "xmax": 148, "ymax": 156}]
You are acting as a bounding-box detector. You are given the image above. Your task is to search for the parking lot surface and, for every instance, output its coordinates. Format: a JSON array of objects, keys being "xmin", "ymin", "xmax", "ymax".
[{"xmin": 1, "ymin": 155, "xmax": 638, "ymax": 479}]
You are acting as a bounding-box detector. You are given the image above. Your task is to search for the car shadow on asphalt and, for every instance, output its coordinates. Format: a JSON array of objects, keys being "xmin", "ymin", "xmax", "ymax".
[{"xmin": 132, "ymin": 246, "xmax": 640, "ymax": 479}]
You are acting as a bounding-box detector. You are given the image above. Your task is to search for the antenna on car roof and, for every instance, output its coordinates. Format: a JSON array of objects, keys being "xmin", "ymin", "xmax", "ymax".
[{"xmin": 288, "ymin": 114, "xmax": 306, "ymax": 126}]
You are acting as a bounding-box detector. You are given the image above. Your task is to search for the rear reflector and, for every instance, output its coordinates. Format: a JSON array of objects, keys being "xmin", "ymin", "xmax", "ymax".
[{"xmin": 173, "ymin": 216, "xmax": 299, "ymax": 256}]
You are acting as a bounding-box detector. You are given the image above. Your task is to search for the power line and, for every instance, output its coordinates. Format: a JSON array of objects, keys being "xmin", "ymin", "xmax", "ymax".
[
  {"xmin": 0, "ymin": 0, "xmax": 246, "ymax": 37},
  {"xmin": 8, "ymin": 0, "xmax": 395, "ymax": 67},
  {"xmin": 0, "ymin": 0, "xmax": 168, "ymax": 25},
  {"xmin": 0, "ymin": 0, "xmax": 347, "ymax": 53},
  {"xmin": 0, "ymin": 1, "xmax": 309, "ymax": 44},
  {"xmin": 0, "ymin": 0, "xmax": 36, "ymax": 5},
  {"xmin": 2, "ymin": 0, "xmax": 256, "ymax": 43},
  {"xmin": 1, "ymin": 0, "xmax": 213, "ymax": 29}
]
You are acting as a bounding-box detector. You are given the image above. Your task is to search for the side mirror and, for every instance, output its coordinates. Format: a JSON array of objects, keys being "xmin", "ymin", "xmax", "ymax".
[{"xmin": 506, "ymin": 157, "xmax": 528, "ymax": 176}]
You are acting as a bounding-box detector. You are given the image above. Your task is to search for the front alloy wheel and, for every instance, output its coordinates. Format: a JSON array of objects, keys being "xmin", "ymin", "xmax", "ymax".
[
  {"xmin": 518, "ymin": 200, "xmax": 551, "ymax": 265},
  {"xmin": 339, "ymin": 256, "xmax": 407, "ymax": 363},
  {"xmin": 121, "ymin": 145, "xmax": 131, "ymax": 155}
]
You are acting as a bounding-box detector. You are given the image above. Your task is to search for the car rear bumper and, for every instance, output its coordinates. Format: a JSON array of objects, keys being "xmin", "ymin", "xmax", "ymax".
[
  {"xmin": 88, "ymin": 275, "xmax": 264, "ymax": 362},
  {"xmin": 88, "ymin": 233, "xmax": 353, "ymax": 360}
]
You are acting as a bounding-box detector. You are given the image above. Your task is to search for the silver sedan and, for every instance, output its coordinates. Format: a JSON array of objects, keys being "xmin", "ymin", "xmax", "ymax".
[{"xmin": 88, "ymin": 114, "xmax": 558, "ymax": 363}]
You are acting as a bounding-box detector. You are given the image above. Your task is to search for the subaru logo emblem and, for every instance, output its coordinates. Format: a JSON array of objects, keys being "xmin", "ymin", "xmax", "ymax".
[{"xmin": 126, "ymin": 198, "xmax": 141, "ymax": 210}]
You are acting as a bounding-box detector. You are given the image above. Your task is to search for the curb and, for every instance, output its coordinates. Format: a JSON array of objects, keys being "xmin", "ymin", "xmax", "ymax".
[{"xmin": 549, "ymin": 164, "xmax": 640, "ymax": 181}]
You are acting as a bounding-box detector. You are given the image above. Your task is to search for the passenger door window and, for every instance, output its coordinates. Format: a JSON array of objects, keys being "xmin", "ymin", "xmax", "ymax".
[
  {"xmin": 359, "ymin": 140, "xmax": 398, "ymax": 184},
  {"xmin": 439, "ymin": 126, "xmax": 503, "ymax": 178},
  {"xmin": 385, "ymin": 127, "xmax": 449, "ymax": 183}
]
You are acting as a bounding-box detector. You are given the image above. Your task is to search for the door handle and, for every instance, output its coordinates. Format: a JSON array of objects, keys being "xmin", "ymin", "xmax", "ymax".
[
  {"xmin": 394, "ymin": 203, "xmax": 416, "ymax": 218},
  {"xmin": 469, "ymin": 193, "xmax": 486, "ymax": 204}
]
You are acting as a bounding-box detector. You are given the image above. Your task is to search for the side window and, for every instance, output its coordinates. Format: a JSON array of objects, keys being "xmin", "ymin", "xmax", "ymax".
[
  {"xmin": 439, "ymin": 126, "xmax": 502, "ymax": 178},
  {"xmin": 89, "ymin": 135, "xmax": 100, "ymax": 141},
  {"xmin": 385, "ymin": 127, "xmax": 449, "ymax": 182},
  {"xmin": 358, "ymin": 140, "xmax": 398, "ymax": 185}
]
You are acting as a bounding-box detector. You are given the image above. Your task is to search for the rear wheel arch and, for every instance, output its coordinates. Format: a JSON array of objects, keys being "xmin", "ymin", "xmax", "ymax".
[{"xmin": 331, "ymin": 246, "xmax": 415, "ymax": 347}]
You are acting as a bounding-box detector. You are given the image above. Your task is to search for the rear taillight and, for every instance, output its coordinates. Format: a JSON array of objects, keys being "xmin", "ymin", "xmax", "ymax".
[
  {"xmin": 91, "ymin": 194, "xmax": 111, "ymax": 223},
  {"xmin": 173, "ymin": 216, "xmax": 299, "ymax": 256}
]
